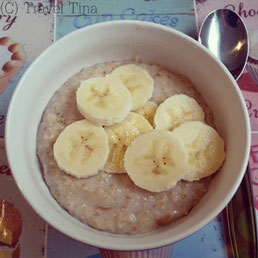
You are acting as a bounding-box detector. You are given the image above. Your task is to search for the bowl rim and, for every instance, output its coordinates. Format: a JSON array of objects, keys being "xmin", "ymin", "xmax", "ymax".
[{"xmin": 5, "ymin": 20, "xmax": 251, "ymax": 250}]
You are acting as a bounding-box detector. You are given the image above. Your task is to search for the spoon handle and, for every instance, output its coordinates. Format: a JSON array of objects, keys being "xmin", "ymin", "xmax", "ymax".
[{"xmin": 225, "ymin": 164, "xmax": 257, "ymax": 257}]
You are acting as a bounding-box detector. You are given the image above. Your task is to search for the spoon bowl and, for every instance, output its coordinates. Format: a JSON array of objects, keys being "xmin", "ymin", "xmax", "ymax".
[{"xmin": 199, "ymin": 8, "xmax": 249, "ymax": 80}]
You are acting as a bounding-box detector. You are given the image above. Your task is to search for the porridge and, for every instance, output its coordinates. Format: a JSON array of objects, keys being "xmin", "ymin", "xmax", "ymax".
[{"xmin": 37, "ymin": 61, "xmax": 223, "ymax": 235}]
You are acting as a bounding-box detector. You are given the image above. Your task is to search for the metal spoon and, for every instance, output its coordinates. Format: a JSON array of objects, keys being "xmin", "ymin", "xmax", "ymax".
[
  {"xmin": 199, "ymin": 9, "xmax": 257, "ymax": 257},
  {"xmin": 199, "ymin": 8, "xmax": 248, "ymax": 80}
]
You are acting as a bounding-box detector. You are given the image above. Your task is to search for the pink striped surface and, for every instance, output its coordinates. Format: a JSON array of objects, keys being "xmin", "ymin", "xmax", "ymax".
[{"xmin": 100, "ymin": 245, "xmax": 173, "ymax": 258}]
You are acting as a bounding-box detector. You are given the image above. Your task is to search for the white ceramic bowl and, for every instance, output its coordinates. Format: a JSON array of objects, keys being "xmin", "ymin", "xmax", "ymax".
[{"xmin": 5, "ymin": 21, "xmax": 250, "ymax": 251}]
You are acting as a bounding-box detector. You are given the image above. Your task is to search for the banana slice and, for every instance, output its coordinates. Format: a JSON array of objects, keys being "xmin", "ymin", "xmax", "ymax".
[
  {"xmin": 104, "ymin": 112, "xmax": 152, "ymax": 174},
  {"xmin": 111, "ymin": 64, "xmax": 154, "ymax": 111},
  {"xmin": 134, "ymin": 101, "xmax": 157, "ymax": 127},
  {"xmin": 76, "ymin": 76, "xmax": 132, "ymax": 126},
  {"xmin": 173, "ymin": 121, "xmax": 226, "ymax": 181},
  {"xmin": 124, "ymin": 130, "xmax": 188, "ymax": 192},
  {"xmin": 53, "ymin": 119, "xmax": 109, "ymax": 178},
  {"xmin": 154, "ymin": 94, "xmax": 205, "ymax": 131},
  {"xmin": 126, "ymin": 112, "xmax": 153, "ymax": 134}
]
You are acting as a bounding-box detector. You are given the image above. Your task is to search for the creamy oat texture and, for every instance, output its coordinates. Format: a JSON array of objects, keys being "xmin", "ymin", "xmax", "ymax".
[{"xmin": 37, "ymin": 61, "xmax": 214, "ymax": 235}]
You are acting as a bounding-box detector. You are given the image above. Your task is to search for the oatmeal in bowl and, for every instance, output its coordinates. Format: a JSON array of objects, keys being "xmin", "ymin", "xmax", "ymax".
[
  {"xmin": 37, "ymin": 61, "xmax": 225, "ymax": 235},
  {"xmin": 6, "ymin": 21, "xmax": 250, "ymax": 250}
]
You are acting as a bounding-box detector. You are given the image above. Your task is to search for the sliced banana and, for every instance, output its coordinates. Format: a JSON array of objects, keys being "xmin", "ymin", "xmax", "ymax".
[
  {"xmin": 126, "ymin": 112, "xmax": 153, "ymax": 134},
  {"xmin": 104, "ymin": 112, "xmax": 152, "ymax": 174},
  {"xmin": 134, "ymin": 101, "xmax": 157, "ymax": 127},
  {"xmin": 76, "ymin": 76, "xmax": 132, "ymax": 126},
  {"xmin": 154, "ymin": 94, "xmax": 205, "ymax": 131},
  {"xmin": 53, "ymin": 119, "xmax": 109, "ymax": 178},
  {"xmin": 124, "ymin": 130, "xmax": 188, "ymax": 192},
  {"xmin": 111, "ymin": 64, "xmax": 154, "ymax": 111},
  {"xmin": 173, "ymin": 121, "xmax": 226, "ymax": 181}
]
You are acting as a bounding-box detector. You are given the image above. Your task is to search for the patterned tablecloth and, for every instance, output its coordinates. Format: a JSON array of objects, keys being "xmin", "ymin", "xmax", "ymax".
[{"xmin": 0, "ymin": 0, "xmax": 258, "ymax": 257}]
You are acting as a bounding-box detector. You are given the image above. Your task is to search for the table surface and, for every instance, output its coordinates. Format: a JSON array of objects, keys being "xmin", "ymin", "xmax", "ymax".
[{"xmin": 0, "ymin": 0, "xmax": 258, "ymax": 257}]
